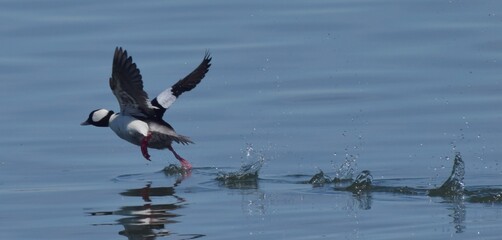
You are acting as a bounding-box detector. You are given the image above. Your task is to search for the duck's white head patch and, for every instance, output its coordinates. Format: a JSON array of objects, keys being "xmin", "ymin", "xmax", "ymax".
[
  {"xmin": 92, "ymin": 109, "xmax": 111, "ymax": 122},
  {"xmin": 82, "ymin": 108, "xmax": 114, "ymax": 127}
]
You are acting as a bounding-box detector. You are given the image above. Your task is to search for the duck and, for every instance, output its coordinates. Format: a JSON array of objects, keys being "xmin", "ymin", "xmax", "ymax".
[{"xmin": 81, "ymin": 47, "xmax": 211, "ymax": 170}]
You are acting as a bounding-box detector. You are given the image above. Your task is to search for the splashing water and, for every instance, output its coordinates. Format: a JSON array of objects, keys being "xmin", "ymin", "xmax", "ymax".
[
  {"xmin": 163, "ymin": 164, "xmax": 190, "ymax": 175},
  {"xmin": 217, "ymin": 158, "xmax": 263, "ymax": 180},
  {"xmin": 216, "ymin": 144, "xmax": 265, "ymax": 189},
  {"xmin": 244, "ymin": 143, "xmax": 254, "ymax": 159},
  {"xmin": 308, "ymin": 170, "xmax": 332, "ymax": 185},
  {"xmin": 306, "ymin": 151, "xmax": 501, "ymax": 205},
  {"xmin": 334, "ymin": 155, "xmax": 357, "ymax": 182},
  {"xmin": 216, "ymin": 160, "xmax": 263, "ymax": 189},
  {"xmin": 429, "ymin": 152, "xmax": 465, "ymax": 197},
  {"xmin": 307, "ymin": 154, "xmax": 357, "ymax": 186},
  {"xmin": 346, "ymin": 170, "xmax": 373, "ymax": 193}
]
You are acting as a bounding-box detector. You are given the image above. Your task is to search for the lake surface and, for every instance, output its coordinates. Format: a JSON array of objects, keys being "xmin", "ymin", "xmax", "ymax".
[{"xmin": 1, "ymin": 0, "xmax": 502, "ymax": 239}]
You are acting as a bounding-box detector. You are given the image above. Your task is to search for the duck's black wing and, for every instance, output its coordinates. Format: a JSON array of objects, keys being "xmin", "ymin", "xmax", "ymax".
[
  {"xmin": 109, "ymin": 47, "xmax": 154, "ymax": 117},
  {"xmin": 151, "ymin": 51, "xmax": 212, "ymax": 118}
]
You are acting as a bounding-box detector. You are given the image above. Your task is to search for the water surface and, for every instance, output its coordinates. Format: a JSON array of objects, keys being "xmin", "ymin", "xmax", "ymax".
[{"xmin": 1, "ymin": 0, "xmax": 502, "ymax": 239}]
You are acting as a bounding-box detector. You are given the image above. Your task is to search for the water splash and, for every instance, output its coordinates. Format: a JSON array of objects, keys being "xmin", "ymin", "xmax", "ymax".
[
  {"xmin": 216, "ymin": 160, "xmax": 263, "ymax": 189},
  {"xmin": 346, "ymin": 170, "xmax": 373, "ymax": 193},
  {"xmin": 302, "ymin": 151, "xmax": 501, "ymax": 207},
  {"xmin": 162, "ymin": 164, "xmax": 190, "ymax": 176},
  {"xmin": 449, "ymin": 154, "xmax": 502, "ymax": 203},
  {"xmin": 244, "ymin": 143, "xmax": 254, "ymax": 159},
  {"xmin": 216, "ymin": 145, "xmax": 264, "ymax": 189},
  {"xmin": 334, "ymin": 155, "xmax": 357, "ymax": 182},
  {"xmin": 308, "ymin": 170, "xmax": 332, "ymax": 185},
  {"xmin": 428, "ymin": 152, "xmax": 465, "ymax": 197},
  {"xmin": 307, "ymin": 154, "xmax": 357, "ymax": 186},
  {"xmin": 216, "ymin": 159, "xmax": 263, "ymax": 180}
]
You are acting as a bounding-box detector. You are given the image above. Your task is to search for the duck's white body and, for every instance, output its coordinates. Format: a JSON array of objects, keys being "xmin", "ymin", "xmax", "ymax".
[{"xmin": 109, "ymin": 114, "xmax": 149, "ymax": 146}]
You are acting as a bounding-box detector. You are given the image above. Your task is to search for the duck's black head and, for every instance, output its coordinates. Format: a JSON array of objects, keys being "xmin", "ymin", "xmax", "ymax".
[{"xmin": 81, "ymin": 109, "xmax": 115, "ymax": 127}]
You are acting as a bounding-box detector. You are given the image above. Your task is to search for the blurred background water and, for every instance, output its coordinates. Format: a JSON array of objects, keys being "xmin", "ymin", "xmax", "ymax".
[{"xmin": 1, "ymin": 0, "xmax": 502, "ymax": 239}]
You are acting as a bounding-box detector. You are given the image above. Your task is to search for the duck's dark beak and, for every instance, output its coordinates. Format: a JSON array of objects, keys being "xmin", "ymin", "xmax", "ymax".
[{"xmin": 80, "ymin": 120, "xmax": 90, "ymax": 126}]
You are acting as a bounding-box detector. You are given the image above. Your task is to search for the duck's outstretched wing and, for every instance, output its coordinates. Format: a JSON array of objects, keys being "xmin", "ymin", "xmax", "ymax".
[
  {"xmin": 109, "ymin": 47, "xmax": 154, "ymax": 117},
  {"xmin": 151, "ymin": 51, "xmax": 212, "ymax": 118},
  {"xmin": 172, "ymin": 51, "xmax": 212, "ymax": 97}
]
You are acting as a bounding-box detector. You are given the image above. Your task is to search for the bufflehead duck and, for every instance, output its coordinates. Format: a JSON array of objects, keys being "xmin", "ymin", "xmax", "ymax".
[{"xmin": 81, "ymin": 47, "xmax": 211, "ymax": 170}]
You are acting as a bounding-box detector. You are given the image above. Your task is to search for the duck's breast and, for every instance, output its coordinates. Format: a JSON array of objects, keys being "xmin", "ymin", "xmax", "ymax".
[{"xmin": 109, "ymin": 115, "xmax": 149, "ymax": 146}]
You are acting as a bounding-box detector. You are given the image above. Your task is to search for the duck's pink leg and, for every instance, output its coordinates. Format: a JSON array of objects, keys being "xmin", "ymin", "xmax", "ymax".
[
  {"xmin": 167, "ymin": 145, "xmax": 192, "ymax": 170},
  {"xmin": 141, "ymin": 132, "xmax": 152, "ymax": 161}
]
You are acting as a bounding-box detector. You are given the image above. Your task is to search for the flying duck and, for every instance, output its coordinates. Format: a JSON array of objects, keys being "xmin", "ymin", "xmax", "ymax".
[{"xmin": 81, "ymin": 47, "xmax": 211, "ymax": 170}]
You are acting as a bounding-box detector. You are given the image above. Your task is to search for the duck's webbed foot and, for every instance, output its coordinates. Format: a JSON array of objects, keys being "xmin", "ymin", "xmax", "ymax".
[
  {"xmin": 141, "ymin": 132, "xmax": 152, "ymax": 161},
  {"xmin": 167, "ymin": 145, "xmax": 192, "ymax": 170}
]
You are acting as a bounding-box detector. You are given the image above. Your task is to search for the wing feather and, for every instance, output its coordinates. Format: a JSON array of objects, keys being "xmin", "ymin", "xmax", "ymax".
[
  {"xmin": 109, "ymin": 47, "xmax": 153, "ymax": 117},
  {"xmin": 172, "ymin": 51, "xmax": 212, "ymax": 97},
  {"xmin": 151, "ymin": 51, "xmax": 211, "ymax": 117}
]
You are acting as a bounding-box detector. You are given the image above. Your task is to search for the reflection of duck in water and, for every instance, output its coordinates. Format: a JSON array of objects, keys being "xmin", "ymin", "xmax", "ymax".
[
  {"xmin": 90, "ymin": 174, "xmax": 203, "ymax": 240},
  {"xmin": 89, "ymin": 184, "xmax": 184, "ymax": 239},
  {"xmin": 118, "ymin": 184, "xmax": 183, "ymax": 239},
  {"xmin": 81, "ymin": 47, "xmax": 212, "ymax": 170}
]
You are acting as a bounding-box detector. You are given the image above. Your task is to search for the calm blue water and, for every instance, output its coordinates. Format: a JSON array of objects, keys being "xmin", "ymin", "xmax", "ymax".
[{"xmin": 1, "ymin": 0, "xmax": 502, "ymax": 239}]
